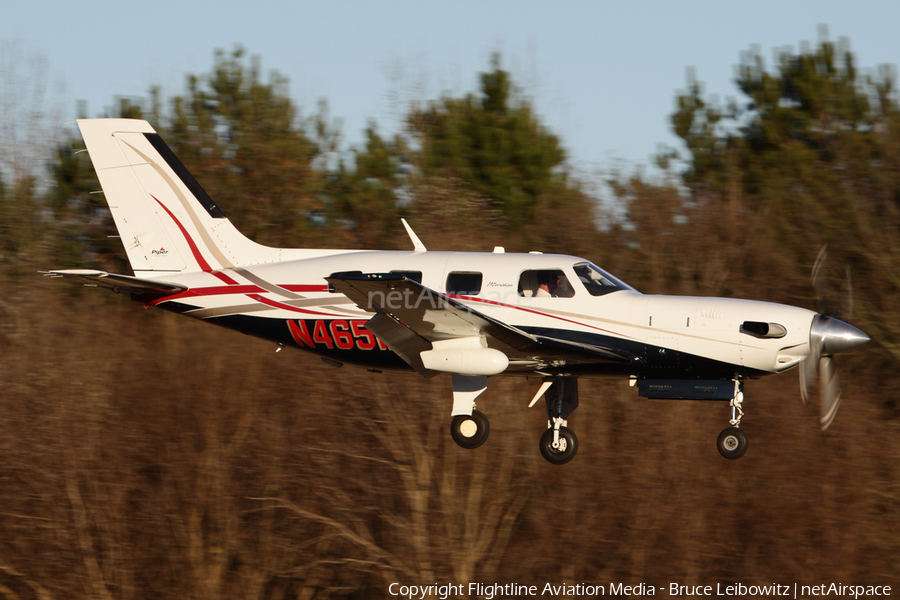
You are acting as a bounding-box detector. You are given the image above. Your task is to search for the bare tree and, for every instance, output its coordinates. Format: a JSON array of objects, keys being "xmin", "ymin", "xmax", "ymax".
[{"xmin": 0, "ymin": 40, "xmax": 65, "ymax": 188}]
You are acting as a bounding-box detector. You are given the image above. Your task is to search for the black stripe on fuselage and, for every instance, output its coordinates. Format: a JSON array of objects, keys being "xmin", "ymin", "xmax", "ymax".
[{"xmin": 520, "ymin": 326, "xmax": 764, "ymax": 380}]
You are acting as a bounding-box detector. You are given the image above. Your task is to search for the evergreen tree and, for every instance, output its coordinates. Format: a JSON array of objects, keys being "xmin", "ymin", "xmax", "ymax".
[
  {"xmin": 165, "ymin": 47, "xmax": 337, "ymax": 247},
  {"xmin": 617, "ymin": 38, "xmax": 899, "ymax": 375},
  {"xmin": 408, "ymin": 55, "xmax": 568, "ymax": 227},
  {"xmin": 346, "ymin": 55, "xmax": 600, "ymax": 254}
]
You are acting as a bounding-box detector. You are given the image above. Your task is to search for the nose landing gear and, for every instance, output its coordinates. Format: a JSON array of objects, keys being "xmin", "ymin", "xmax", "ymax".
[
  {"xmin": 716, "ymin": 426, "xmax": 748, "ymax": 459},
  {"xmin": 533, "ymin": 377, "xmax": 579, "ymax": 465},
  {"xmin": 717, "ymin": 383, "xmax": 748, "ymax": 459},
  {"xmin": 539, "ymin": 425, "xmax": 578, "ymax": 464}
]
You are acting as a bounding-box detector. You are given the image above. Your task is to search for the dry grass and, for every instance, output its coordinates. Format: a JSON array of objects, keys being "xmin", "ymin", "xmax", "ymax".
[{"xmin": 0, "ymin": 270, "xmax": 896, "ymax": 599}]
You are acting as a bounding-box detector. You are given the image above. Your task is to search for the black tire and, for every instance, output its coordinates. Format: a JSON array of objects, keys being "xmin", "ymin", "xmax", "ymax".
[
  {"xmin": 450, "ymin": 410, "xmax": 490, "ymax": 449},
  {"xmin": 539, "ymin": 427, "xmax": 579, "ymax": 465},
  {"xmin": 717, "ymin": 427, "xmax": 749, "ymax": 459}
]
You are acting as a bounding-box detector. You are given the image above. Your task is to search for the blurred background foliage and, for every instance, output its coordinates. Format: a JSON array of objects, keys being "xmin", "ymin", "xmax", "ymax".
[{"xmin": 1, "ymin": 39, "xmax": 898, "ymax": 598}]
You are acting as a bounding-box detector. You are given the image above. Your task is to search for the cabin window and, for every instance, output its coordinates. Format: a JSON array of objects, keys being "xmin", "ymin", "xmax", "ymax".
[
  {"xmin": 446, "ymin": 272, "xmax": 483, "ymax": 296},
  {"xmin": 391, "ymin": 270, "xmax": 423, "ymax": 284},
  {"xmin": 518, "ymin": 270, "xmax": 576, "ymax": 298}
]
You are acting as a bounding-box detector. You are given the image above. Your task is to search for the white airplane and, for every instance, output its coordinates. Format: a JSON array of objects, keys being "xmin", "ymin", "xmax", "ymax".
[{"xmin": 45, "ymin": 119, "xmax": 870, "ymax": 464}]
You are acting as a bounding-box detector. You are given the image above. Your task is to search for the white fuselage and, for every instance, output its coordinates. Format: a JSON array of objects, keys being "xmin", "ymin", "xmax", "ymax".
[{"xmin": 146, "ymin": 250, "xmax": 816, "ymax": 379}]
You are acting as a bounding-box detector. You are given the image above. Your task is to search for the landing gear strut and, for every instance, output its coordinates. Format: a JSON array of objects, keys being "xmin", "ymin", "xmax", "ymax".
[
  {"xmin": 449, "ymin": 374, "xmax": 491, "ymax": 449},
  {"xmin": 717, "ymin": 381, "xmax": 748, "ymax": 459},
  {"xmin": 535, "ymin": 377, "xmax": 579, "ymax": 465}
]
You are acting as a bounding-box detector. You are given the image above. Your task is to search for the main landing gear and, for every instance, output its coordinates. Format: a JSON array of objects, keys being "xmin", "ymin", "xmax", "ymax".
[
  {"xmin": 449, "ymin": 374, "xmax": 492, "ymax": 449},
  {"xmin": 450, "ymin": 410, "xmax": 490, "ymax": 449},
  {"xmin": 716, "ymin": 382, "xmax": 748, "ymax": 459},
  {"xmin": 448, "ymin": 374, "xmax": 581, "ymax": 465}
]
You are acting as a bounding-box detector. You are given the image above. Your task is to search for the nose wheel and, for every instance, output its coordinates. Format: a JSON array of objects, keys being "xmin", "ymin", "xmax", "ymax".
[
  {"xmin": 540, "ymin": 426, "xmax": 579, "ymax": 464},
  {"xmin": 533, "ymin": 377, "xmax": 580, "ymax": 464},
  {"xmin": 717, "ymin": 426, "xmax": 748, "ymax": 459}
]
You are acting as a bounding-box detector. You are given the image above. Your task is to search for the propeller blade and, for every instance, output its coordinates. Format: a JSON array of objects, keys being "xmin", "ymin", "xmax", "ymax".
[
  {"xmin": 812, "ymin": 245, "xmax": 828, "ymax": 314},
  {"xmin": 801, "ymin": 314, "xmax": 824, "ymax": 406},
  {"xmin": 802, "ymin": 248, "xmax": 867, "ymax": 430},
  {"xmin": 843, "ymin": 264, "xmax": 854, "ymax": 319},
  {"xmin": 819, "ymin": 355, "xmax": 841, "ymax": 430},
  {"xmin": 799, "ymin": 358, "xmax": 812, "ymax": 405}
]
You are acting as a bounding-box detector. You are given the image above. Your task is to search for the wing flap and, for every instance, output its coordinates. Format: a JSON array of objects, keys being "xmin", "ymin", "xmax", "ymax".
[
  {"xmin": 363, "ymin": 313, "xmax": 438, "ymax": 377},
  {"xmin": 326, "ymin": 273, "xmax": 533, "ymax": 346}
]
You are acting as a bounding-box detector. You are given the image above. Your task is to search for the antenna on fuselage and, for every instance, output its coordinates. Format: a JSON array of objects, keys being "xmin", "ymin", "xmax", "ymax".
[{"xmin": 401, "ymin": 218, "xmax": 427, "ymax": 252}]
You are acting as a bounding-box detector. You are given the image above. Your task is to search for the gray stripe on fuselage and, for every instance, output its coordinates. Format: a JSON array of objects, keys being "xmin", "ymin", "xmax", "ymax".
[
  {"xmin": 183, "ymin": 297, "xmax": 366, "ymax": 320},
  {"xmin": 234, "ymin": 267, "xmax": 304, "ymax": 299}
]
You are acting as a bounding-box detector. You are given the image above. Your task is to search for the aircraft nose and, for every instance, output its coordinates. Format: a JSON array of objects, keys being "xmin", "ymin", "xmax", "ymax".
[{"xmin": 811, "ymin": 315, "xmax": 870, "ymax": 355}]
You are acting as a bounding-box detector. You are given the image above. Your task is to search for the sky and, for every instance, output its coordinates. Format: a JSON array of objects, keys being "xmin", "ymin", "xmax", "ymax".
[{"xmin": 2, "ymin": 0, "xmax": 899, "ymax": 179}]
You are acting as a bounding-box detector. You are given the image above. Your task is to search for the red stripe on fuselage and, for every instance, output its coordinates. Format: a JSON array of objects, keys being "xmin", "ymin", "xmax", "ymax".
[
  {"xmin": 212, "ymin": 271, "xmax": 238, "ymax": 285},
  {"xmin": 282, "ymin": 284, "xmax": 330, "ymax": 293},
  {"xmin": 150, "ymin": 285, "xmax": 335, "ymax": 317},
  {"xmin": 151, "ymin": 283, "xmax": 333, "ymax": 305},
  {"xmin": 449, "ymin": 294, "xmax": 633, "ymax": 340},
  {"xmin": 150, "ymin": 284, "xmax": 262, "ymax": 305}
]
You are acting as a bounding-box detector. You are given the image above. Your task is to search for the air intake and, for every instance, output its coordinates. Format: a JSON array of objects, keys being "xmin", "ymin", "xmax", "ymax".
[{"xmin": 741, "ymin": 321, "xmax": 787, "ymax": 339}]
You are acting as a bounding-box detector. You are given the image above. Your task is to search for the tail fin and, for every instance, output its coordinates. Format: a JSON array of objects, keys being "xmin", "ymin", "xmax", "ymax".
[{"xmin": 78, "ymin": 118, "xmax": 291, "ymax": 276}]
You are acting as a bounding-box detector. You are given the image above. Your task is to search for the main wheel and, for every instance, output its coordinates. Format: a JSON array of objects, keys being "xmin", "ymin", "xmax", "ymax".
[
  {"xmin": 539, "ymin": 427, "xmax": 579, "ymax": 465},
  {"xmin": 450, "ymin": 410, "xmax": 490, "ymax": 449},
  {"xmin": 717, "ymin": 427, "xmax": 748, "ymax": 459}
]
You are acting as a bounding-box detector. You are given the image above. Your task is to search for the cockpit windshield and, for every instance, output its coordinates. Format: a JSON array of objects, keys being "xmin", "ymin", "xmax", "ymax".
[{"xmin": 572, "ymin": 262, "xmax": 636, "ymax": 296}]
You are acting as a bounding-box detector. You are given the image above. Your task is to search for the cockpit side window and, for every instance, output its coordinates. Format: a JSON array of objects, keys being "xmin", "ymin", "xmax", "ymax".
[
  {"xmin": 518, "ymin": 269, "xmax": 575, "ymax": 298},
  {"xmin": 573, "ymin": 262, "xmax": 635, "ymax": 296}
]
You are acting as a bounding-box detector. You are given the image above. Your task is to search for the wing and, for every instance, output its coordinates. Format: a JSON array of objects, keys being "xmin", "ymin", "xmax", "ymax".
[
  {"xmin": 42, "ymin": 269, "xmax": 187, "ymax": 301},
  {"xmin": 326, "ymin": 273, "xmax": 636, "ymax": 373}
]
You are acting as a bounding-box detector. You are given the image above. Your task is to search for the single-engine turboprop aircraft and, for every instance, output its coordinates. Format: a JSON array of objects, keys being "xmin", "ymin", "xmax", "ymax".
[{"xmin": 46, "ymin": 119, "xmax": 870, "ymax": 464}]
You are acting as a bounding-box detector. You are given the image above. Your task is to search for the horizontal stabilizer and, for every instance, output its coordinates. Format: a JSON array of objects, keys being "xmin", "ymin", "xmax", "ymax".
[{"xmin": 42, "ymin": 269, "xmax": 186, "ymax": 301}]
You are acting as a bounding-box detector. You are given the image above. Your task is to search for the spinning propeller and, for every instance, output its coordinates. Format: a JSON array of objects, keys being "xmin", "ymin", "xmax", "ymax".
[{"xmin": 799, "ymin": 247, "xmax": 869, "ymax": 430}]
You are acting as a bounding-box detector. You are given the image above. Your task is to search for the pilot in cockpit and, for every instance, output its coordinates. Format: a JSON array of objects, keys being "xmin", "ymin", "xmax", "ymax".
[{"xmin": 520, "ymin": 270, "xmax": 575, "ymax": 298}]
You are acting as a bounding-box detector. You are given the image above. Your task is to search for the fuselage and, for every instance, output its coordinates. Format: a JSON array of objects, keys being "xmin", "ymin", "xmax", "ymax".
[
  {"xmin": 139, "ymin": 250, "xmax": 817, "ymax": 381},
  {"xmin": 53, "ymin": 118, "xmax": 871, "ymax": 460}
]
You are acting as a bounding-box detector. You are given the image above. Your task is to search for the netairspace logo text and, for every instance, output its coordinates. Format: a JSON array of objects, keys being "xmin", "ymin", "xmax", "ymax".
[{"xmin": 387, "ymin": 582, "xmax": 893, "ymax": 599}]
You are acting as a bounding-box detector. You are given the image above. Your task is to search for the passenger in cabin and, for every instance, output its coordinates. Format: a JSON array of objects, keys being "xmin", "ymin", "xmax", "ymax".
[{"xmin": 535, "ymin": 273, "xmax": 557, "ymax": 297}]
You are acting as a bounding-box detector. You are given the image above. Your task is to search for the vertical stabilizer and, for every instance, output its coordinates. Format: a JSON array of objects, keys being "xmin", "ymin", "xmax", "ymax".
[{"xmin": 78, "ymin": 118, "xmax": 293, "ymax": 276}]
